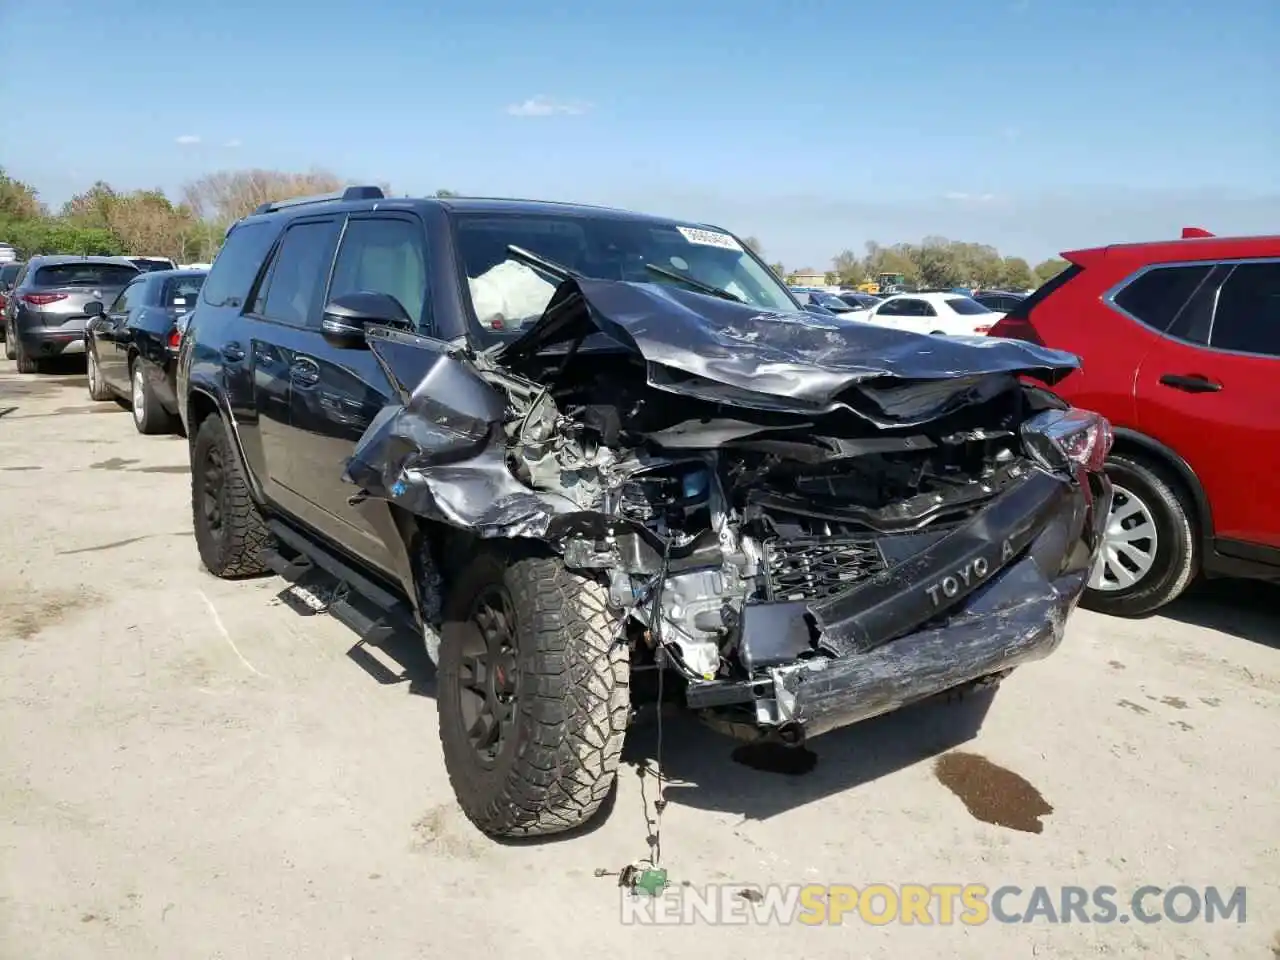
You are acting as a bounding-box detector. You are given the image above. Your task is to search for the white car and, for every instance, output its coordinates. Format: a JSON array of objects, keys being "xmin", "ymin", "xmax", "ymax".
[{"xmin": 854, "ymin": 292, "xmax": 1003, "ymax": 336}]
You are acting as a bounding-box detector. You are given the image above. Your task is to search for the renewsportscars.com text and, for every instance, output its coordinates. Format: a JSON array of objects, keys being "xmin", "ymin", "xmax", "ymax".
[{"xmin": 620, "ymin": 883, "xmax": 1248, "ymax": 926}]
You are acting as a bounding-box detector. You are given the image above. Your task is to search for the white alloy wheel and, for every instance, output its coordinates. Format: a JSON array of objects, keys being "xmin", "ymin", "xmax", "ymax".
[
  {"xmin": 1088, "ymin": 483, "xmax": 1160, "ymax": 591},
  {"xmin": 132, "ymin": 366, "xmax": 147, "ymax": 429}
]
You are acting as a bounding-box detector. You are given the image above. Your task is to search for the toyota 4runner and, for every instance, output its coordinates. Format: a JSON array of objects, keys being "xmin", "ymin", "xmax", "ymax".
[{"xmin": 177, "ymin": 186, "xmax": 1112, "ymax": 838}]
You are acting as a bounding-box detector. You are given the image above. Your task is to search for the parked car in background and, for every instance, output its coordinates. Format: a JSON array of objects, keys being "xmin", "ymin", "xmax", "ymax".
[
  {"xmin": 835, "ymin": 291, "xmax": 881, "ymax": 312},
  {"xmin": 857, "ymin": 291, "xmax": 1002, "ymax": 336},
  {"xmin": 792, "ymin": 289, "xmax": 860, "ymax": 314},
  {"xmin": 127, "ymin": 256, "xmax": 178, "ymax": 273},
  {"xmin": 973, "ymin": 289, "xmax": 1027, "ymax": 312},
  {"xmin": 3, "ymin": 255, "xmax": 140, "ymax": 372},
  {"xmin": 0, "ymin": 243, "xmax": 18, "ymax": 264},
  {"xmin": 0, "ymin": 260, "xmax": 24, "ymax": 336},
  {"xmin": 177, "ymin": 186, "xmax": 1109, "ymax": 839},
  {"xmin": 84, "ymin": 268, "xmax": 207, "ymax": 434},
  {"xmin": 987, "ymin": 230, "xmax": 1280, "ymax": 617}
]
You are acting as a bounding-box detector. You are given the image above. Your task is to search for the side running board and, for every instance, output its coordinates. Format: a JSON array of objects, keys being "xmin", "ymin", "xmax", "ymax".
[{"xmin": 263, "ymin": 519, "xmax": 414, "ymax": 648}]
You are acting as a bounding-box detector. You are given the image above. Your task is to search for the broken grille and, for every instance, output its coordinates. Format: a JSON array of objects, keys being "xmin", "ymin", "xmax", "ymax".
[{"xmin": 760, "ymin": 537, "xmax": 885, "ymax": 601}]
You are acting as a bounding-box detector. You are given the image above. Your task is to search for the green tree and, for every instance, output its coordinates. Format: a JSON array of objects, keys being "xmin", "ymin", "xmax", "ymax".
[
  {"xmin": 1033, "ymin": 258, "xmax": 1070, "ymax": 286},
  {"xmin": 998, "ymin": 256, "xmax": 1034, "ymax": 290},
  {"xmin": 915, "ymin": 237, "xmax": 964, "ymax": 288},
  {"xmin": 61, "ymin": 181, "xmax": 118, "ymax": 230},
  {"xmin": 435, "ymin": 188, "xmax": 460, "ymax": 197},
  {"xmin": 831, "ymin": 249, "xmax": 864, "ymax": 285},
  {"xmin": 0, "ymin": 167, "xmax": 42, "ymax": 220},
  {"xmin": 767, "ymin": 261, "xmax": 786, "ymax": 277}
]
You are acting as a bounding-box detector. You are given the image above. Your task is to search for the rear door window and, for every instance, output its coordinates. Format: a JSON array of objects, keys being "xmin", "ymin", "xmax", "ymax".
[
  {"xmin": 202, "ymin": 220, "xmax": 278, "ymax": 309},
  {"xmin": 1209, "ymin": 261, "xmax": 1280, "ymax": 357},
  {"xmin": 254, "ymin": 219, "xmax": 342, "ymax": 327},
  {"xmin": 1112, "ymin": 264, "xmax": 1213, "ymax": 332},
  {"xmin": 163, "ymin": 275, "xmax": 206, "ymax": 309},
  {"xmin": 109, "ymin": 278, "xmax": 146, "ymax": 313}
]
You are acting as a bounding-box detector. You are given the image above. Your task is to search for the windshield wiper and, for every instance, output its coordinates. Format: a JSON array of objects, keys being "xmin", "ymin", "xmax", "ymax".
[
  {"xmin": 643, "ymin": 263, "xmax": 744, "ymax": 303},
  {"xmin": 506, "ymin": 244, "xmax": 580, "ymax": 283}
]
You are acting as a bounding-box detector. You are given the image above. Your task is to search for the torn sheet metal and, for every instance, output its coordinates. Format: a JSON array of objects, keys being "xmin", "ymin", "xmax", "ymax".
[
  {"xmin": 497, "ymin": 278, "xmax": 1080, "ymax": 424},
  {"xmin": 344, "ymin": 332, "xmax": 586, "ymax": 537}
]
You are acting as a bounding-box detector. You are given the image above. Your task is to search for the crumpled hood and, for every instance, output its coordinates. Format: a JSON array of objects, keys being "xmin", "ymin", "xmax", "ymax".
[{"xmin": 497, "ymin": 278, "xmax": 1080, "ymax": 413}]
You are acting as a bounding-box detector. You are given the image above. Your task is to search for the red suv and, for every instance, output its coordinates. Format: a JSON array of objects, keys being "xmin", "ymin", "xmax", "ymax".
[{"xmin": 988, "ymin": 230, "xmax": 1280, "ymax": 617}]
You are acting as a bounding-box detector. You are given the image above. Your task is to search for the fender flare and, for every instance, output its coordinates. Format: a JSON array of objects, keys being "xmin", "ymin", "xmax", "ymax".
[
  {"xmin": 186, "ymin": 385, "xmax": 267, "ymax": 505},
  {"xmin": 1109, "ymin": 427, "xmax": 1214, "ymax": 542}
]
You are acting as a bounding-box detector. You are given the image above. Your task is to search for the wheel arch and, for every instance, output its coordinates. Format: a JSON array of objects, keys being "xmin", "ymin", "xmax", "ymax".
[
  {"xmin": 1108, "ymin": 427, "xmax": 1213, "ymax": 546},
  {"xmin": 186, "ymin": 387, "xmax": 266, "ymax": 504}
]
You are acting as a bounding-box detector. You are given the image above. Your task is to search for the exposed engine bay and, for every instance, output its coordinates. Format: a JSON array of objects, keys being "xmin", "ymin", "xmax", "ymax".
[
  {"xmin": 345, "ymin": 276, "xmax": 1110, "ymax": 740},
  {"xmin": 484, "ymin": 347, "xmax": 1052, "ymax": 677}
]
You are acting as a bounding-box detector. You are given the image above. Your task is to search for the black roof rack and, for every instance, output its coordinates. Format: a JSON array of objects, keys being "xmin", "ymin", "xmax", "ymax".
[{"xmin": 251, "ymin": 185, "xmax": 385, "ymax": 216}]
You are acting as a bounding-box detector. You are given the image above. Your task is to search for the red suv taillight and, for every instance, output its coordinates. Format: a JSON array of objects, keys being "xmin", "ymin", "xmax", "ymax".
[
  {"xmin": 167, "ymin": 329, "xmax": 182, "ymax": 349},
  {"xmin": 21, "ymin": 292, "xmax": 68, "ymax": 306}
]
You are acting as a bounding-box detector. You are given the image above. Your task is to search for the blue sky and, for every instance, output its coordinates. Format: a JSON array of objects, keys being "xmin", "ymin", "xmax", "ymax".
[{"xmin": 3, "ymin": 0, "xmax": 1277, "ymax": 267}]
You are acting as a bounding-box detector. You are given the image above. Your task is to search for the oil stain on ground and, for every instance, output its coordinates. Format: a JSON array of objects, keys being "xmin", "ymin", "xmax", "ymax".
[
  {"xmin": 89, "ymin": 457, "xmax": 140, "ymax": 471},
  {"xmin": 132, "ymin": 465, "xmax": 188, "ymax": 475},
  {"xmin": 933, "ymin": 751, "xmax": 1054, "ymax": 834}
]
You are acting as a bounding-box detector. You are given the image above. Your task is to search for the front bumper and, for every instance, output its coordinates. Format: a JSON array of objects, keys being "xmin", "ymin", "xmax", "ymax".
[{"xmin": 687, "ymin": 468, "xmax": 1111, "ymax": 739}]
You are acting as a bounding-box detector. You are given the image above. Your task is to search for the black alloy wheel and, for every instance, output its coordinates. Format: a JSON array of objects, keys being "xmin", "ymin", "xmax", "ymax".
[{"xmin": 456, "ymin": 584, "xmax": 521, "ymax": 766}]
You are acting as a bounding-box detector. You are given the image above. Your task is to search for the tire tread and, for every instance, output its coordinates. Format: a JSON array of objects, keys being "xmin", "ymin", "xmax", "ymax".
[
  {"xmin": 439, "ymin": 551, "xmax": 629, "ymax": 838},
  {"xmin": 191, "ymin": 415, "xmax": 269, "ymax": 578}
]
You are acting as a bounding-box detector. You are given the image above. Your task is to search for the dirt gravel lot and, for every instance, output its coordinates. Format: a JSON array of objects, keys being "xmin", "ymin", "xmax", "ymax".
[{"xmin": 1, "ymin": 357, "xmax": 1277, "ymax": 960}]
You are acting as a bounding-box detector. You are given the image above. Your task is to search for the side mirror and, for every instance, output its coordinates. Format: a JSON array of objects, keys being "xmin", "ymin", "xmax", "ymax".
[
  {"xmin": 320, "ymin": 292, "xmax": 411, "ymax": 349},
  {"xmin": 84, "ymin": 300, "xmax": 104, "ymax": 317}
]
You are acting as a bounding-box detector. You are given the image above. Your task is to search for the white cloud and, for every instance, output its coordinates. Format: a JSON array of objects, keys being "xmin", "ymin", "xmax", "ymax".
[
  {"xmin": 945, "ymin": 191, "xmax": 997, "ymax": 202},
  {"xmin": 505, "ymin": 95, "xmax": 591, "ymax": 117},
  {"xmin": 175, "ymin": 134, "xmax": 201, "ymax": 145},
  {"xmin": 223, "ymin": 138, "xmax": 242, "ymax": 148}
]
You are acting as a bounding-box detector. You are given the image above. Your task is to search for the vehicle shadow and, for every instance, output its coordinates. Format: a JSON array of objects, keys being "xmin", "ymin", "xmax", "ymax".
[
  {"xmin": 1158, "ymin": 578, "xmax": 1280, "ymax": 650},
  {"xmin": 620, "ymin": 685, "xmax": 997, "ymax": 822},
  {"xmin": 272, "ymin": 566, "xmax": 996, "ymax": 830},
  {"xmin": 272, "ymin": 570, "xmax": 439, "ymax": 698}
]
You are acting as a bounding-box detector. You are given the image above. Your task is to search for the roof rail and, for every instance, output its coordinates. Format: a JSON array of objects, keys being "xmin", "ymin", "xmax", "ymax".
[
  {"xmin": 251, "ymin": 184, "xmax": 385, "ymax": 216},
  {"xmin": 1181, "ymin": 226, "xmax": 1214, "ymax": 239}
]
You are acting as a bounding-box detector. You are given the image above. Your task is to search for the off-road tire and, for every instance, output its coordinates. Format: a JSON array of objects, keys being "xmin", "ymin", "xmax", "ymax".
[
  {"xmin": 438, "ymin": 549, "xmax": 630, "ymax": 838},
  {"xmin": 1080, "ymin": 453, "xmax": 1197, "ymax": 618},
  {"xmin": 191, "ymin": 414, "xmax": 269, "ymax": 578},
  {"xmin": 130, "ymin": 359, "xmax": 170, "ymax": 435},
  {"xmin": 86, "ymin": 343, "xmax": 112, "ymax": 401},
  {"xmin": 13, "ymin": 334, "xmax": 38, "ymax": 374}
]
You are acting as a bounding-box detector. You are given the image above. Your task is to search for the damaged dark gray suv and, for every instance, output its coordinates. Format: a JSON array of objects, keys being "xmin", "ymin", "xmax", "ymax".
[{"xmin": 177, "ymin": 187, "xmax": 1113, "ymax": 839}]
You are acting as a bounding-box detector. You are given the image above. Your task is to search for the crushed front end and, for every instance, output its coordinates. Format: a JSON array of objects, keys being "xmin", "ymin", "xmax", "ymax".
[
  {"xmin": 347, "ymin": 278, "xmax": 1112, "ymax": 744},
  {"xmin": 552, "ymin": 397, "xmax": 1112, "ymax": 744}
]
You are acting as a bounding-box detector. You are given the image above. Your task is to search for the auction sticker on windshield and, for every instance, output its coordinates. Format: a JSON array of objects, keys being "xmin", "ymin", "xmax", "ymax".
[{"xmin": 676, "ymin": 226, "xmax": 743, "ymax": 251}]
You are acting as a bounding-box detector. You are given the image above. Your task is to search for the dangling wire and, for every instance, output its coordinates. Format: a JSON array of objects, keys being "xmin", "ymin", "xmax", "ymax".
[{"xmin": 647, "ymin": 535, "xmax": 674, "ymax": 868}]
